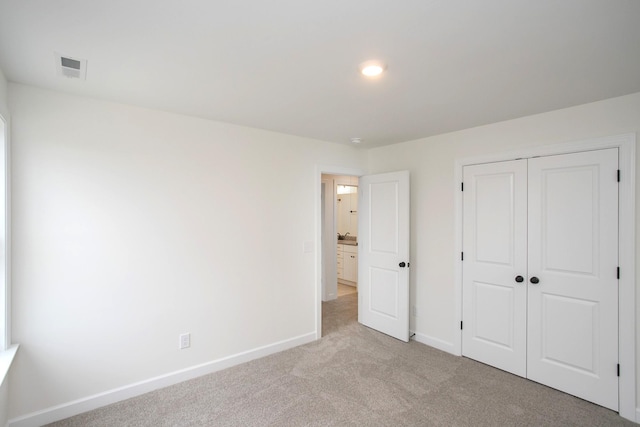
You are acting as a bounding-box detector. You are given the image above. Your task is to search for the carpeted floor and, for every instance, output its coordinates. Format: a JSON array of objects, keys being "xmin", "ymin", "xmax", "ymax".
[{"xmin": 48, "ymin": 293, "xmax": 635, "ymax": 426}]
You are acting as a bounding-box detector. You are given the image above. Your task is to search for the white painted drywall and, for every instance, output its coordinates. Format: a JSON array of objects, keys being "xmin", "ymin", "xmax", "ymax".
[
  {"xmin": 8, "ymin": 79, "xmax": 640, "ymax": 420},
  {"xmin": 7, "ymin": 83, "xmax": 367, "ymax": 418},
  {"xmin": 0, "ymin": 68, "xmax": 7, "ymax": 117},
  {"xmin": 368, "ymin": 91, "xmax": 640, "ymax": 412},
  {"xmin": 0, "ymin": 66, "xmax": 9, "ymax": 427}
]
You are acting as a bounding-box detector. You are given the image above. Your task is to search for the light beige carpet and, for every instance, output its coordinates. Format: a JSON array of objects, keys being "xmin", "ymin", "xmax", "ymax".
[{"xmin": 48, "ymin": 293, "xmax": 635, "ymax": 426}]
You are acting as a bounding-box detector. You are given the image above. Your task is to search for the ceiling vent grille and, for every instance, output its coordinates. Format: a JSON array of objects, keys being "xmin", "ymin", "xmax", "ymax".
[{"xmin": 55, "ymin": 52, "xmax": 87, "ymax": 80}]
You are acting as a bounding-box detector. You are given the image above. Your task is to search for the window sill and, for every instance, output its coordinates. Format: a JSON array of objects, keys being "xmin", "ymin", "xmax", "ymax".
[{"xmin": 0, "ymin": 344, "xmax": 18, "ymax": 386}]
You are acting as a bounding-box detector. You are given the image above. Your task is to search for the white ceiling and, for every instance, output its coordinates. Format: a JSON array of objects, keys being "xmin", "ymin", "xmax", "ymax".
[{"xmin": 0, "ymin": 0, "xmax": 639, "ymax": 148}]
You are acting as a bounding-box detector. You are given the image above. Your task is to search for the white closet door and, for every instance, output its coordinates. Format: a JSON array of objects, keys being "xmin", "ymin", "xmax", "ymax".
[
  {"xmin": 462, "ymin": 160, "xmax": 528, "ymax": 376},
  {"xmin": 527, "ymin": 149, "xmax": 619, "ymax": 410}
]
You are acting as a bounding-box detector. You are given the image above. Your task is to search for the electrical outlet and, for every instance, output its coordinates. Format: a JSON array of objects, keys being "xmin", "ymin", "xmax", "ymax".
[
  {"xmin": 179, "ymin": 333, "xmax": 190, "ymax": 349},
  {"xmin": 412, "ymin": 305, "xmax": 418, "ymax": 317}
]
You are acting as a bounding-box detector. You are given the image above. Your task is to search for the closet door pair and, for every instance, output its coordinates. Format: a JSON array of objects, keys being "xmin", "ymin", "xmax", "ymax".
[{"xmin": 462, "ymin": 149, "xmax": 619, "ymax": 410}]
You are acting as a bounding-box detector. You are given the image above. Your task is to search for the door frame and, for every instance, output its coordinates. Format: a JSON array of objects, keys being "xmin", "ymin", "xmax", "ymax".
[
  {"xmin": 454, "ymin": 133, "xmax": 636, "ymax": 420},
  {"xmin": 315, "ymin": 165, "xmax": 365, "ymax": 340}
]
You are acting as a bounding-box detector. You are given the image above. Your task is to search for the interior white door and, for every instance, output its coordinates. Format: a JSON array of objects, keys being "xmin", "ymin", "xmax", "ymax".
[
  {"xmin": 462, "ymin": 160, "xmax": 528, "ymax": 376},
  {"xmin": 358, "ymin": 171, "xmax": 410, "ymax": 342},
  {"xmin": 527, "ymin": 149, "xmax": 619, "ymax": 410},
  {"xmin": 462, "ymin": 149, "xmax": 619, "ymax": 411}
]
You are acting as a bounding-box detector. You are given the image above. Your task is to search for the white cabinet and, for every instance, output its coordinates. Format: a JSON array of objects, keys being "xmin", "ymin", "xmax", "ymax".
[
  {"xmin": 336, "ymin": 244, "xmax": 344, "ymax": 279},
  {"xmin": 337, "ymin": 243, "xmax": 357, "ymax": 285},
  {"xmin": 343, "ymin": 245, "xmax": 358, "ymax": 283}
]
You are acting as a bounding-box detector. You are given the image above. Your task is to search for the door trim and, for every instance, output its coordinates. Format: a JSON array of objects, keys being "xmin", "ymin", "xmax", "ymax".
[{"xmin": 454, "ymin": 133, "xmax": 636, "ymax": 420}]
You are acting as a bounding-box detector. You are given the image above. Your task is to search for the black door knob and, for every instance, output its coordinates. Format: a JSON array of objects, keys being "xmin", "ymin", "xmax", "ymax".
[
  {"xmin": 399, "ymin": 262, "xmax": 406, "ymax": 268},
  {"xmin": 530, "ymin": 276, "xmax": 540, "ymax": 284},
  {"xmin": 515, "ymin": 275, "xmax": 524, "ymax": 283}
]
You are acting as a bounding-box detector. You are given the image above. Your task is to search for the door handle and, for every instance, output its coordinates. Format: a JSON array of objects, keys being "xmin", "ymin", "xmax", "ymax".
[
  {"xmin": 530, "ymin": 276, "xmax": 540, "ymax": 284},
  {"xmin": 515, "ymin": 275, "xmax": 524, "ymax": 283},
  {"xmin": 399, "ymin": 262, "xmax": 406, "ymax": 268}
]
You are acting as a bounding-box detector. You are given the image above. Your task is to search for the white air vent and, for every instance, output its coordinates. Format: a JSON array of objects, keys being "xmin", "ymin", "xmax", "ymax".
[{"xmin": 55, "ymin": 52, "xmax": 87, "ymax": 80}]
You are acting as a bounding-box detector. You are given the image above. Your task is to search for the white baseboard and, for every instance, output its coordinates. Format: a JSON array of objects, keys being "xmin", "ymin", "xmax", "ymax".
[
  {"xmin": 413, "ymin": 332, "xmax": 457, "ymax": 356},
  {"xmin": 8, "ymin": 332, "xmax": 316, "ymax": 427}
]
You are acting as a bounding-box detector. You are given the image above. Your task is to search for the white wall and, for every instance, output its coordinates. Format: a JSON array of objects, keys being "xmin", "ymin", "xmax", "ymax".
[
  {"xmin": 368, "ymin": 91, "xmax": 640, "ymax": 411},
  {"xmin": 0, "ymin": 66, "xmax": 9, "ymax": 427},
  {"xmin": 0, "ymin": 68, "xmax": 7, "ymax": 118},
  {"xmin": 8, "ymin": 79, "xmax": 640, "ymax": 421},
  {"xmin": 8, "ymin": 83, "xmax": 367, "ymax": 419}
]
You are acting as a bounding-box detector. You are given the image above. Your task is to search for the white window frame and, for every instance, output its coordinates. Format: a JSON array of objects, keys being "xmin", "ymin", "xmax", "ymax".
[{"xmin": 0, "ymin": 110, "xmax": 17, "ymax": 389}]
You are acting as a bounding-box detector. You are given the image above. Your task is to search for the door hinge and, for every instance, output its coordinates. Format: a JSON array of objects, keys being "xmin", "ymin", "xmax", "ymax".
[
  {"xmin": 461, "ymin": 182, "xmax": 464, "ymax": 191},
  {"xmin": 617, "ymin": 170, "xmax": 620, "ymax": 182},
  {"xmin": 617, "ymin": 267, "xmax": 620, "ymax": 279},
  {"xmin": 617, "ymin": 364, "xmax": 620, "ymax": 377},
  {"xmin": 461, "ymin": 252, "xmax": 464, "ymax": 261},
  {"xmin": 460, "ymin": 321, "xmax": 463, "ymax": 330}
]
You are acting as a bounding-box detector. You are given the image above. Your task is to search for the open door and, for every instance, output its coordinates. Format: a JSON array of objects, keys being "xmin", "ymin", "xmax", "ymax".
[{"xmin": 358, "ymin": 171, "xmax": 410, "ymax": 342}]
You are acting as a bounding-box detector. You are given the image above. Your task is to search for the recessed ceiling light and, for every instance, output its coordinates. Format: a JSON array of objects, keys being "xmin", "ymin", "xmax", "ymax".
[
  {"xmin": 359, "ymin": 60, "xmax": 386, "ymax": 77},
  {"xmin": 350, "ymin": 137, "xmax": 363, "ymax": 144}
]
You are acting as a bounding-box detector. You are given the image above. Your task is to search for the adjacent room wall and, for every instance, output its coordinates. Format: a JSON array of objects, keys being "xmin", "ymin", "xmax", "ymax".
[
  {"xmin": 367, "ymin": 91, "xmax": 640, "ymax": 412},
  {"xmin": 8, "ymin": 83, "xmax": 367, "ymax": 420}
]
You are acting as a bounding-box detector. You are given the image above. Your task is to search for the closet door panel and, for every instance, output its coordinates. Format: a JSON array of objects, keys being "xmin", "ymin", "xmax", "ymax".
[
  {"xmin": 462, "ymin": 160, "xmax": 527, "ymax": 377},
  {"xmin": 527, "ymin": 149, "xmax": 619, "ymax": 411}
]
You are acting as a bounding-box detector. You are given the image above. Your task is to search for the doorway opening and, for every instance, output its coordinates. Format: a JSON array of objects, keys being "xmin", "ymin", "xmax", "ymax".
[{"xmin": 321, "ymin": 174, "xmax": 359, "ymax": 337}]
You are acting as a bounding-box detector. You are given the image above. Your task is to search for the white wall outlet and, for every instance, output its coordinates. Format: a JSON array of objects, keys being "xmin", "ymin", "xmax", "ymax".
[
  {"xmin": 412, "ymin": 305, "xmax": 418, "ymax": 317},
  {"xmin": 179, "ymin": 333, "xmax": 190, "ymax": 349}
]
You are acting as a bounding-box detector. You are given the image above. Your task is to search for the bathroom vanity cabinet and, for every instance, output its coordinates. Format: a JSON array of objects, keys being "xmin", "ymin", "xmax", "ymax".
[{"xmin": 337, "ymin": 243, "xmax": 358, "ymax": 285}]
